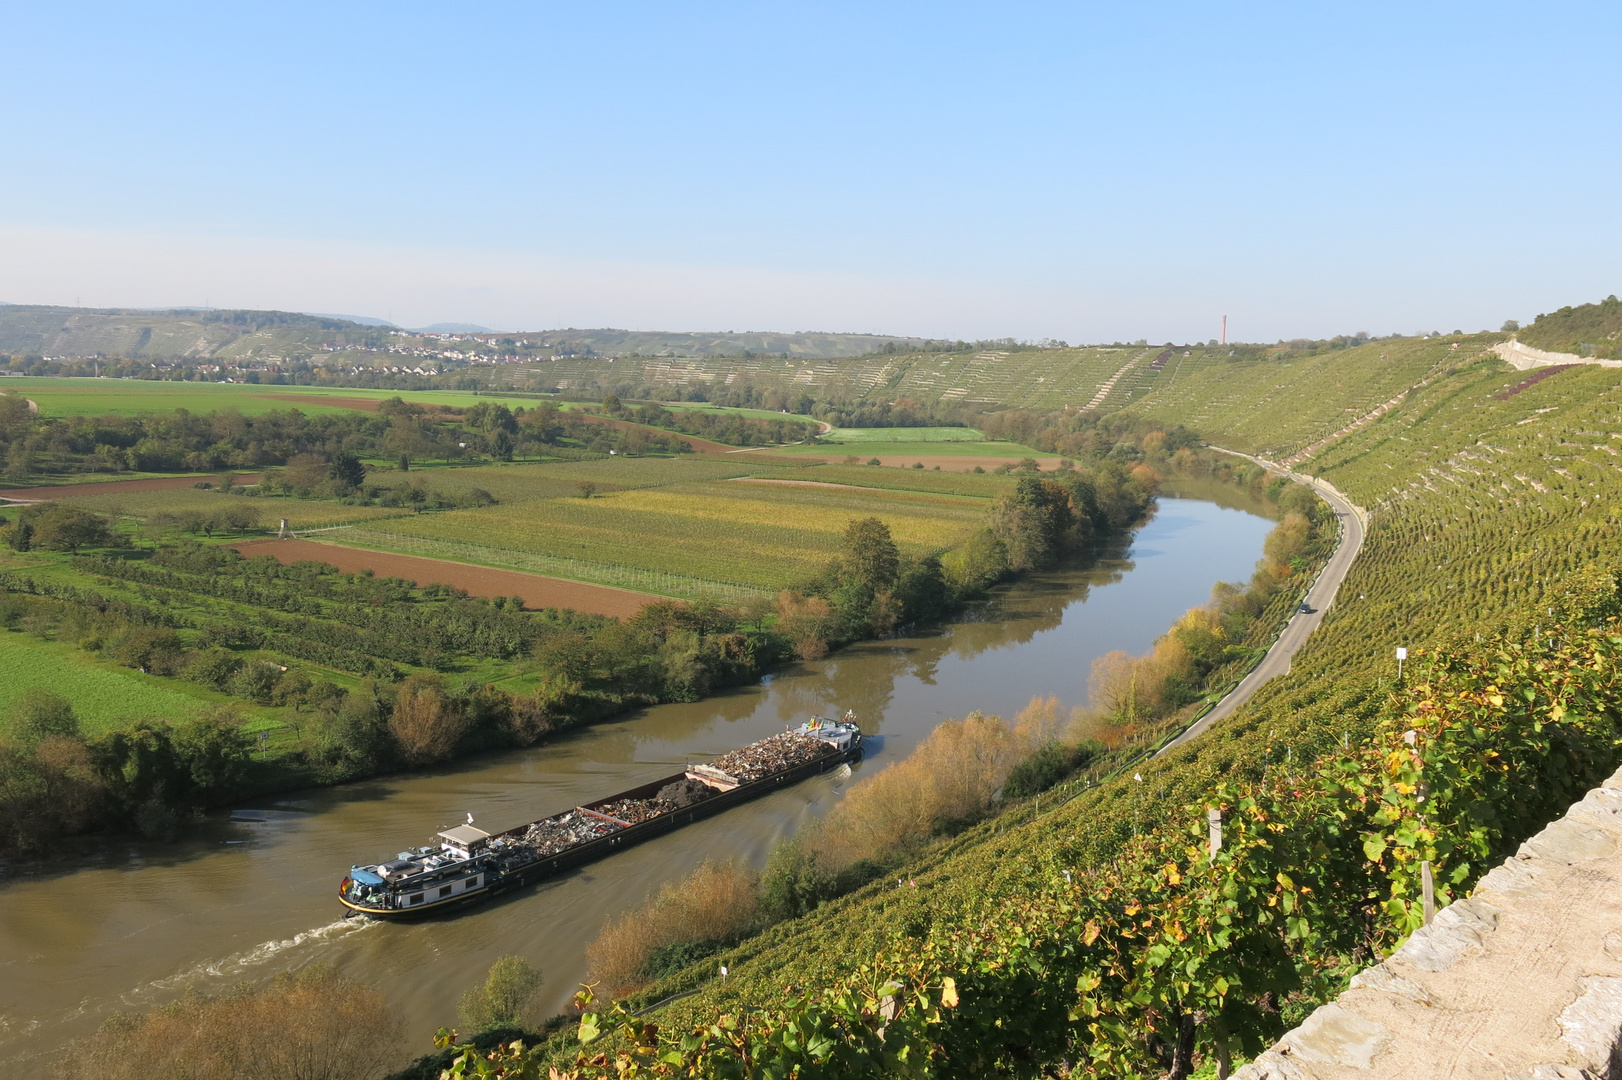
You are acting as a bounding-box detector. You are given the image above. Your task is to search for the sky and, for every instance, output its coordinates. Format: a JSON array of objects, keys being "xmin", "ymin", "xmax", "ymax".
[{"xmin": 2, "ymin": 1, "xmax": 1619, "ymax": 342}]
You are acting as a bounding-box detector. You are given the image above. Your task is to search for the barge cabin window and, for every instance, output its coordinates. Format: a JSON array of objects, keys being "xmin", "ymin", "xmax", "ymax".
[{"xmin": 410, "ymin": 894, "xmax": 423, "ymax": 905}]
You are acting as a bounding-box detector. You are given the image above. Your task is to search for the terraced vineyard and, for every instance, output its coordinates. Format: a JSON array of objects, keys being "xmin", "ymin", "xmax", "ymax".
[
  {"xmin": 1128, "ymin": 335, "xmax": 1487, "ymax": 458},
  {"xmin": 526, "ymin": 346, "xmax": 1162, "ymax": 412}
]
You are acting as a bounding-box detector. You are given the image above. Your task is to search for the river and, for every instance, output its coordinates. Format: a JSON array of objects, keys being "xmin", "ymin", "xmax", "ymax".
[{"xmin": 0, "ymin": 484, "xmax": 1272, "ymax": 1066}]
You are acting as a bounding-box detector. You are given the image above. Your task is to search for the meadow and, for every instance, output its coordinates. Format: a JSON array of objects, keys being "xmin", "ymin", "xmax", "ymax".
[
  {"xmin": 816, "ymin": 426, "xmax": 986, "ymax": 443},
  {"xmin": 397, "ymin": 457, "xmax": 760, "ymax": 503},
  {"xmin": 0, "ymin": 631, "xmax": 212, "ymax": 734},
  {"xmin": 3, "ymin": 378, "xmax": 512, "ymax": 418},
  {"xmin": 769, "ymin": 438, "xmax": 1049, "ymax": 458},
  {"xmin": 53, "ymin": 487, "xmax": 411, "ymax": 529},
  {"xmin": 630, "ymin": 402, "xmax": 823, "ymax": 427}
]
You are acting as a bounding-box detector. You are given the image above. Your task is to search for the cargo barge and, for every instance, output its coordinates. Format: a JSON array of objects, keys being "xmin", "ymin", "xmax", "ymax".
[{"xmin": 338, "ymin": 716, "xmax": 862, "ymax": 918}]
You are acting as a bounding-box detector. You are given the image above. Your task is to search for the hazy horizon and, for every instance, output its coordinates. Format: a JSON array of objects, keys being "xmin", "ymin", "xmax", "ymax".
[{"xmin": 4, "ymin": 2, "xmax": 1618, "ymax": 343}]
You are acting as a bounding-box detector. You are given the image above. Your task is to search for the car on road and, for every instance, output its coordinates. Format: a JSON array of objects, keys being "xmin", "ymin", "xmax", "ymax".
[{"xmin": 1298, "ymin": 602, "xmax": 1315, "ymax": 614}]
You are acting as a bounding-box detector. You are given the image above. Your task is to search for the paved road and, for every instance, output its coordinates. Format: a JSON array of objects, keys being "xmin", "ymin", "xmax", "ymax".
[{"xmin": 1161, "ymin": 451, "xmax": 1367, "ymax": 752}]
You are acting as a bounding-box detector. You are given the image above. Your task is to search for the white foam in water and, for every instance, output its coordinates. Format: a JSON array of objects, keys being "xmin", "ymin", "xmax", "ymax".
[
  {"xmin": 135, "ymin": 917, "xmax": 379, "ymax": 996},
  {"xmin": 0, "ymin": 919, "xmax": 382, "ymax": 1067}
]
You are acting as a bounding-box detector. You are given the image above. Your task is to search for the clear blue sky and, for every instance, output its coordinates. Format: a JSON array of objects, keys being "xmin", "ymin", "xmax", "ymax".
[{"xmin": 2, "ymin": 1, "xmax": 1618, "ymax": 341}]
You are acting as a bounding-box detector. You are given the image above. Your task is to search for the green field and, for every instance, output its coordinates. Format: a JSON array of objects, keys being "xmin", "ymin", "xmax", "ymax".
[
  {"xmin": 656, "ymin": 402, "xmax": 823, "ymax": 426},
  {"xmin": 51, "ymin": 487, "xmax": 409, "ymax": 529},
  {"xmin": 2, "ymin": 378, "xmax": 515, "ymax": 418},
  {"xmin": 339, "ymin": 478, "xmax": 987, "ymax": 592},
  {"xmin": 0, "ymin": 632, "xmax": 211, "ymax": 734},
  {"xmin": 770, "ymin": 438, "xmax": 1050, "ymax": 458},
  {"xmin": 390, "ymin": 458, "xmax": 762, "ymax": 503},
  {"xmin": 817, "ymin": 426, "xmax": 985, "ymax": 443},
  {"xmin": 745, "ymin": 464, "xmax": 1020, "ymax": 498}
]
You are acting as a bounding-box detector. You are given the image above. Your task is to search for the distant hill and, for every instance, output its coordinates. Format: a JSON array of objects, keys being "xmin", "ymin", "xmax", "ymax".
[
  {"xmin": 0, "ymin": 306, "xmax": 389, "ymax": 359},
  {"xmin": 1517, "ymin": 294, "xmax": 1622, "ymax": 359},
  {"xmin": 0, "ymin": 306, "xmax": 932, "ymax": 362},
  {"xmin": 529, "ymin": 328, "xmax": 931, "ymax": 359},
  {"xmin": 304, "ymin": 312, "xmax": 397, "ymax": 328},
  {"xmin": 415, "ymin": 322, "xmax": 492, "ymax": 334}
]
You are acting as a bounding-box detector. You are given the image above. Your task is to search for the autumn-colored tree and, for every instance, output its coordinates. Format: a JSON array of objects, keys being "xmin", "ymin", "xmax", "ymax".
[{"xmin": 389, "ymin": 676, "xmax": 469, "ymax": 764}]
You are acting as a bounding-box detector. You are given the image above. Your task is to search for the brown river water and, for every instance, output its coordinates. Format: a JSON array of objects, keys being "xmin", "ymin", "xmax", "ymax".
[{"xmin": 0, "ymin": 482, "xmax": 1272, "ymax": 1066}]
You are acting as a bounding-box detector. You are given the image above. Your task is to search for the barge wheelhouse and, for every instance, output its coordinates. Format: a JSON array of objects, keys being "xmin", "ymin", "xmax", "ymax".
[{"xmin": 338, "ymin": 716, "xmax": 862, "ymax": 919}]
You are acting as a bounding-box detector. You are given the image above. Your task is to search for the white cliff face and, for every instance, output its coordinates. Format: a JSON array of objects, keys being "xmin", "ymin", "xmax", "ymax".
[
  {"xmin": 1492, "ymin": 339, "xmax": 1622, "ymax": 371},
  {"xmin": 1237, "ymin": 767, "xmax": 1622, "ymax": 1080}
]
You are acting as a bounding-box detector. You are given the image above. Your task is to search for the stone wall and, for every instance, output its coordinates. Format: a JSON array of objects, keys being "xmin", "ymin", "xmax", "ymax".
[{"xmin": 1237, "ymin": 763, "xmax": 1622, "ymax": 1080}]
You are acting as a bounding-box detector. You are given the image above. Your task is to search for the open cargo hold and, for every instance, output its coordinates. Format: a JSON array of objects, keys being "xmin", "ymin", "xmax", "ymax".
[{"xmin": 338, "ymin": 718, "xmax": 862, "ymax": 919}]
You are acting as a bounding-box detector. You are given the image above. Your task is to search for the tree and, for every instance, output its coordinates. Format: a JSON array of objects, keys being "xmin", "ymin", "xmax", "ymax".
[
  {"xmin": 990, "ymin": 477, "xmax": 1075, "ymax": 571},
  {"xmin": 28, "ymin": 505, "xmax": 114, "ymax": 552},
  {"xmin": 5, "ymin": 440, "xmax": 34, "ymax": 480},
  {"xmin": 172, "ymin": 711, "xmax": 254, "ymax": 794},
  {"xmin": 842, "ymin": 517, "xmax": 899, "ymax": 593},
  {"xmin": 389, "ymin": 676, "xmax": 469, "ymax": 764},
  {"xmin": 457, "ymin": 955, "xmax": 543, "ymax": 1032},
  {"xmin": 331, "ymin": 452, "xmax": 366, "ymax": 488},
  {"xmin": 10, "ymin": 688, "xmax": 78, "ymax": 745}
]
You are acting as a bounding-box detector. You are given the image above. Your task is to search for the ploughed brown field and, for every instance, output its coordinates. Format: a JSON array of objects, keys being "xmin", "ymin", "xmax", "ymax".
[
  {"xmin": 0, "ymin": 473, "xmax": 263, "ymax": 502},
  {"xmin": 230, "ymin": 538, "xmax": 657, "ymax": 618}
]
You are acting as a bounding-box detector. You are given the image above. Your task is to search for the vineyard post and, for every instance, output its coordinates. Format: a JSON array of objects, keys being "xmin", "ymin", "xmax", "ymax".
[
  {"xmin": 1421, "ymin": 860, "xmax": 1435, "ymax": 925},
  {"xmin": 1396, "ymin": 646, "xmax": 1407, "ymax": 681},
  {"xmin": 1207, "ymin": 807, "xmax": 1222, "ymax": 859}
]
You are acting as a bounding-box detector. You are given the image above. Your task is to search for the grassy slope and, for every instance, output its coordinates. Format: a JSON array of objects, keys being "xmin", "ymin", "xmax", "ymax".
[
  {"xmin": 593, "ymin": 338, "xmax": 1622, "ymax": 1049},
  {"xmin": 0, "ymin": 631, "xmax": 213, "ymax": 734}
]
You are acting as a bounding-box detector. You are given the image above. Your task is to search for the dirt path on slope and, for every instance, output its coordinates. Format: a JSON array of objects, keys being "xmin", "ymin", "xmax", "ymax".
[{"xmin": 231, "ymin": 538, "xmax": 659, "ymax": 618}]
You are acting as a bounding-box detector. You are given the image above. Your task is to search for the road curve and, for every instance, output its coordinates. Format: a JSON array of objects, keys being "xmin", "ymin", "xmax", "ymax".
[{"xmin": 1161, "ymin": 449, "xmax": 1367, "ymax": 752}]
